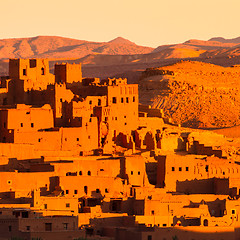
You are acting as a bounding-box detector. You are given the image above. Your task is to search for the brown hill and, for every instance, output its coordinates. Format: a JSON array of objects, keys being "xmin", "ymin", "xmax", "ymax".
[
  {"xmin": 201, "ymin": 46, "xmax": 240, "ymax": 59},
  {"xmin": 69, "ymin": 47, "xmax": 206, "ymax": 67},
  {"xmin": 153, "ymin": 39, "xmax": 237, "ymax": 54},
  {"xmin": 0, "ymin": 36, "xmax": 154, "ymax": 60},
  {"xmin": 73, "ymin": 39, "xmax": 240, "ymax": 69},
  {"xmin": 139, "ymin": 61, "xmax": 240, "ymax": 129},
  {"xmin": 209, "ymin": 36, "xmax": 240, "ymax": 44}
]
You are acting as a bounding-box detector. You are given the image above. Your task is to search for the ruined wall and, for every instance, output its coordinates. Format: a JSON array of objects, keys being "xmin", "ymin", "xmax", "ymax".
[
  {"xmin": 0, "ymin": 105, "xmax": 54, "ymax": 143},
  {"xmin": 14, "ymin": 122, "xmax": 98, "ymax": 153},
  {"xmin": 51, "ymin": 157, "xmax": 121, "ymax": 178},
  {"xmin": 7, "ymin": 105, "xmax": 54, "ymax": 131},
  {"xmin": 157, "ymin": 154, "xmax": 240, "ymax": 192},
  {"xmin": 54, "ymin": 83, "xmax": 74, "ymax": 125},
  {"xmin": 58, "ymin": 175, "xmax": 124, "ymax": 199},
  {"xmin": 55, "ymin": 63, "xmax": 82, "ymax": 84},
  {"xmin": 124, "ymin": 156, "xmax": 146, "ymax": 187},
  {"xmin": 9, "ymin": 59, "xmax": 54, "ymax": 91},
  {"xmin": 106, "ymin": 84, "xmax": 138, "ymax": 134},
  {"xmin": 0, "ymin": 172, "xmax": 54, "ymax": 197}
]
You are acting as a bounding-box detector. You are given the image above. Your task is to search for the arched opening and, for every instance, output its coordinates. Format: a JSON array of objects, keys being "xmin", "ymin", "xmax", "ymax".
[
  {"xmin": 41, "ymin": 67, "xmax": 45, "ymax": 75},
  {"xmin": 203, "ymin": 219, "xmax": 208, "ymax": 226},
  {"xmin": 84, "ymin": 186, "xmax": 88, "ymax": 195}
]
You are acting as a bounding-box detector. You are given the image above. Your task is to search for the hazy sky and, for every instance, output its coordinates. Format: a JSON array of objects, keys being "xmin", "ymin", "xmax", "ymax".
[{"xmin": 1, "ymin": 0, "xmax": 240, "ymax": 47}]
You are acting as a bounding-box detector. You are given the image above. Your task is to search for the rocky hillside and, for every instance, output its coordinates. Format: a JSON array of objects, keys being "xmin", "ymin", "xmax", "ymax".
[{"xmin": 139, "ymin": 61, "xmax": 240, "ymax": 128}]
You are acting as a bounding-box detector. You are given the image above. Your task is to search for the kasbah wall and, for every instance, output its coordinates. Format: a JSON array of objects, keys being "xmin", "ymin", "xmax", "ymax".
[{"xmin": 0, "ymin": 58, "xmax": 238, "ymax": 239}]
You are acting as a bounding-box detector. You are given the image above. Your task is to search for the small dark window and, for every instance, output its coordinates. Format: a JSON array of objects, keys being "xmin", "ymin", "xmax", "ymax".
[
  {"xmin": 21, "ymin": 123, "xmax": 23, "ymax": 127},
  {"xmin": 31, "ymin": 123, "xmax": 34, "ymax": 128},
  {"xmin": 163, "ymin": 224, "xmax": 167, "ymax": 227},
  {"xmin": 87, "ymin": 171, "xmax": 91, "ymax": 176},
  {"xmin": 205, "ymin": 165, "xmax": 209, "ymax": 172},
  {"xmin": 65, "ymin": 190, "xmax": 69, "ymax": 194},
  {"xmin": 232, "ymin": 209, "xmax": 236, "ymax": 214},
  {"xmin": 172, "ymin": 167, "xmax": 175, "ymax": 171},
  {"xmin": 44, "ymin": 204, "xmax": 47, "ymax": 209},
  {"xmin": 63, "ymin": 223, "xmax": 68, "ymax": 230},
  {"xmin": 105, "ymin": 188, "xmax": 109, "ymax": 193},
  {"xmin": 89, "ymin": 118, "xmax": 92, "ymax": 122},
  {"xmin": 8, "ymin": 226, "xmax": 12, "ymax": 232},
  {"xmin": 79, "ymin": 171, "xmax": 82, "ymax": 175},
  {"xmin": 84, "ymin": 186, "xmax": 88, "ymax": 194},
  {"xmin": 179, "ymin": 167, "xmax": 182, "ymax": 171},
  {"xmin": 138, "ymin": 171, "xmax": 140, "ymax": 175},
  {"xmin": 60, "ymin": 98, "xmax": 63, "ymax": 102},
  {"xmin": 96, "ymin": 188, "xmax": 100, "ymax": 193},
  {"xmin": 3, "ymin": 98, "xmax": 7, "ymax": 105},
  {"xmin": 126, "ymin": 97, "xmax": 129, "ymax": 103},
  {"xmin": 124, "ymin": 122, "xmax": 127, "ymax": 125},
  {"xmin": 121, "ymin": 97, "xmax": 124, "ymax": 103},
  {"xmin": 151, "ymin": 210, "xmax": 154, "ymax": 215},
  {"xmin": 77, "ymin": 138, "xmax": 79, "ymax": 141},
  {"xmin": 98, "ymin": 99, "xmax": 101, "ymax": 106},
  {"xmin": 22, "ymin": 211, "xmax": 29, "ymax": 218},
  {"xmin": 38, "ymin": 138, "xmax": 41, "ymax": 142},
  {"xmin": 41, "ymin": 67, "xmax": 45, "ymax": 75},
  {"xmin": 115, "ymin": 117, "xmax": 117, "ymax": 120},
  {"xmin": 89, "ymin": 100, "xmax": 92, "ymax": 105},
  {"xmin": 74, "ymin": 190, "xmax": 78, "ymax": 194},
  {"xmin": 88, "ymin": 136, "xmax": 90, "ymax": 139},
  {"xmin": 203, "ymin": 219, "xmax": 208, "ymax": 226},
  {"xmin": 133, "ymin": 96, "xmax": 135, "ymax": 102},
  {"xmin": 105, "ymin": 117, "xmax": 108, "ymax": 121},
  {"xmin": 23, "ymin": 69, "xmax": 27, "ymax": 76},
  {"xmin": 131, "ymin": 171, "xmax": 133, "ymax": 175},
  {"xmin": 66, "ymin": 203, "xmax": 70, "ymax": 208},
  {"xmin": 112, "ymin": 97, "xmax": 117, "ymax": 103},
  {"xmin": 186, "ymin": 167, "xmax": 189, "ymax": 171},
  {"xmin": 45, "ymin": 223, "xmax": 52, "ymax": 231},
  {"xmin": 147, "ymin": 235, "xmax": 152, "ymax": 240},
  {"xmin": 26, "ymin": 226, "xmax": 30, "ymax": 231}
]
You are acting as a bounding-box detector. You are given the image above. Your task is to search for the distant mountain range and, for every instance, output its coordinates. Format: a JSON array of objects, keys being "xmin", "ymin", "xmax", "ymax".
[
  {"xmin": 1, "ymin": 35, "xmax": 240, "ymax": 77},
  {"xmin": 0, "ymin": 36, "xmax": 153, "ymax": 60},
  {"xmin": 0, "ymin": 35, "xmax": 240, "ymax": 61},
  {"xmin": 208, "ymin": 36, "xmax": 240, "ymax": 43}
]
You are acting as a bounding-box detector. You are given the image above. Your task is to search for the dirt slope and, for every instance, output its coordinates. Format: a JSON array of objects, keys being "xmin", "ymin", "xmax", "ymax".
[{"xmin": 139, "ymin": 61, "xmax": 240, "ymax": 128}]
